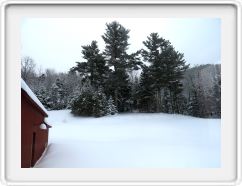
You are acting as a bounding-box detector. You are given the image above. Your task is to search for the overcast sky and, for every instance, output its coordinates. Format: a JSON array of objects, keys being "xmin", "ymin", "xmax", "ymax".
[{"xmin": 21, "ymin": 18, "xmax": 220, "ymax": 73}]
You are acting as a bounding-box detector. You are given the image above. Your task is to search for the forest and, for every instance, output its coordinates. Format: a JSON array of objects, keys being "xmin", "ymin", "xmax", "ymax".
[{"xmin": 21, "ymin": 21, "xmax": 221, "ymax": 118}]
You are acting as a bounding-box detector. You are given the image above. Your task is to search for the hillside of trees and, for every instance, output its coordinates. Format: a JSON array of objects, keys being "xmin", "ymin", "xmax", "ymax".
[{"xmin": 21, "ymin": 21, "xmax": 221, "ymax": 118}]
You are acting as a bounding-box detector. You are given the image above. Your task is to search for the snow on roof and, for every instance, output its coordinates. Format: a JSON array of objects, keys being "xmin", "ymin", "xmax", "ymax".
[{"xmin": 21, "ymin": 79, "xmax": 48, "ymax": 115}]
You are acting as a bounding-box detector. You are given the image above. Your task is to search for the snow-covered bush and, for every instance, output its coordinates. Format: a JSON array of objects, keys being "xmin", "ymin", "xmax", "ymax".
[
  {"xmin": 71, "ymin": 88, "xmax": 117, "ymax": 117},
  {"xmin": 49, "ymin": 78, "xmax": 68, "ymax": 110},
  {"xmin": 35, "ymin": 87, "xmax": 51, "ymax": 110},
  {"xmin": 71, "ymin": 90, "xmax": 94, "ymax": 116}
]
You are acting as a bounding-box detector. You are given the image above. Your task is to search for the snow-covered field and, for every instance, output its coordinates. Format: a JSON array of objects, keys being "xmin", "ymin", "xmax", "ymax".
[{"xmin": 35, "ymin": 110, "xmax": 220, "ymax": 168}]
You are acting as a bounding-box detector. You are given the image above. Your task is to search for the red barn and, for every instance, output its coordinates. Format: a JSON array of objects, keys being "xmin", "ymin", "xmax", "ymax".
[{"xmin": 21, "ymin": 79, "xmax": 51, "ymax": 168}]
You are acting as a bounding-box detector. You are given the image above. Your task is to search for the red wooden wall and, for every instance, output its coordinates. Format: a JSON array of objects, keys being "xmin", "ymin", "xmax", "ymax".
[{"xmin": 21, "ymin": 90, "xmax": 49, "ymax": 168}]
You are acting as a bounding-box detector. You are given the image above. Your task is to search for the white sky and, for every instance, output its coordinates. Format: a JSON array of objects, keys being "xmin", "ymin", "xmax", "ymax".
[{"xmin": 21, "ymin": 18, "xmax": 220, "ymax": 73}]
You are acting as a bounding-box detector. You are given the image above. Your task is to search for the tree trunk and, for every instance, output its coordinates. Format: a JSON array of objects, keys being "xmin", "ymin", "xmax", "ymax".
[
  {"xmin": 114, "ymin": 89, "xmax": 118, "ymax": 110},
  {"xmin": 155, "ymin": 89, "xmax": 162, "ymax": 112}
]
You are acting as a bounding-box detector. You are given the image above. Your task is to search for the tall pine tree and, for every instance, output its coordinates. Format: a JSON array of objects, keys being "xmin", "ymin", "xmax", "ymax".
[
  {"xmin": 102, "ymin": 21, "xmax": 132, "ymax": 112},
  {"xmin": 142, "ymin": 33, "xmax": 189, "ymax": 113},
  {"xmin": 137, "ymin": 66, "xmax": 156, "ymax": 112}
]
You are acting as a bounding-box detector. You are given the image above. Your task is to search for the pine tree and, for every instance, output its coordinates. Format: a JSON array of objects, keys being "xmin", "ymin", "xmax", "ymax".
[
  {"xmin": 142, "ymin": 33, "xmax": 168, "ymax": 112},
  {"xmin": 71, "ymin": 41, "xmax": 109, "ymax": 89},
  {"xmin": 92, "ymin": 88, "xmax": 108, "ymax": 117},
  {"xmin": 129, "ymin": 75, "xmax": 140, "ymax": 111},
  {"xmin": 65, "ymin": 71, "xmax": 83, "ymax": 108},
  {"xmin": 137, "ymin": 66, "xmax": 155, "ymax": 112},
  {"xmin": 71, "ymin": 85, "xmax": 112, "ymax": 117},
  {"xmin": 102, "ymin": 21, "xmax": 132, "ymax": 112},
  {"xmin": 161, "ymin": 88, "xmax": 172, "ymax": 113},
  {"xmin": 168, "ymin": 80, "xmax": 183, "ymax": 113},
  {"xmin": 102, "ymin": 21, "xmax": 130, "ymax": 70},
  {"xmin": 107, "ymin": 97, "xmax": 118, "ymax": 115},
  {"xmin": 48, "ymin": 82, "xmax": 59, "ymax": 109},
  {"xmin": 213, "ymin": 65, "xmax": 221, "ymax": 117},
  {"xmin": 187, "ymin": 89, "xmax": 200, "ymax": 117},
  {"xmin": 35, "ymin": 86, "xmax": 50, "ymax": 109},
  {"xmin": 71, "ymin": 88, "xmax": 94, "ymax": 116},
  {"xmin": 67, "ymin": 84, "xmax": 82, "ymax": 109},
  {"xmin": 48, "ymin": 78, "xmax": 67, "ymax": 110},
  {"xmin": 126, "ymin": 50, "xmax": 143, "ymax": 72},
  {"xmin": 142, "ymin": 33, "xmax": 189, "ymax": 113}
]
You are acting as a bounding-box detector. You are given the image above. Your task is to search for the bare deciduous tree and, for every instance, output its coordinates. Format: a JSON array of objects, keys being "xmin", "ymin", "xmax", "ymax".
[{"xmin": 21, "ymin": 56, "xmax": 36, "ymax": 82}]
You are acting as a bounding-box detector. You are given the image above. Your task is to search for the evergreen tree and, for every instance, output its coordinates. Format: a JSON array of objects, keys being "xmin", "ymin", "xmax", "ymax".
[
  {"xmin": 137, "ymin": 66, "xmax": 155, "ymax": 112},
  {"xmin": 129, "ymin": 75, "xmax": 140, "ymax": 111},
  {"xmin": 35, "ymin": 86, "xmax": 50, "ymax": 109},
  {"xmin": 161, "ymin": 88, "xmax": 172, "ymax": 113},
  {"xmin": 107, "ymin": 97, "xmax": 118, "ymax": 115},
  {"xmin": 126, "ymin": 50, "xmax": 143, "ymax": 72},
  {"xmin": 48, "ymin": 81, "xmax": 59, "ymax": 109},
  {"xmin": 64, "ymin": 71, "xmax": 82, "ymax": 108},
  {"xmin": 71, "ymin": 41, "xmax": 109, "ymax": 89},
  {"xmin": 176, "ymin": 94, "xmax": 188, "ymax": 114},
  {"xmin": 168, "ymin": 80, "xmax": 183, "ymax": 113},
  {"xmin": 48, "ymin": 78, "xmax": 67, "ymax": 110},
  {"xmin": 102, "ymin": 21, "xmax": 130, "ymax": 70},
  {"xmin": 142, "ymin": 33, "xmax": 189, "ymax": 113},
  {"xmin": 66, "ymin": 84, "xmax": 82, "ymax": 109},
  {"xmin": 213, "ymin": 66, "xmax": 221, "ymax": 117},
  {"xmin": 187, "ymin": 89, "xmax": 200, "ymax": 117},
  {"xmin": 71, "ymin": 87, "xmax": 94, "ymax": 116},
  {"xmin": 92, "ymin": 88, "xmax": 108, "ymax": 117},
  {"xmin": 102, "ymin": 21, "xmax": 132, "ymax": 112},
  {"xmin": 71, "ymin": 85, "xmax": 114, "ymax": 117}
]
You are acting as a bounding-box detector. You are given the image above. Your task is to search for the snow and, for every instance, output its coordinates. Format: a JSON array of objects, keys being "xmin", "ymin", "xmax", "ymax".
[
  {"xmin": 39, "ymin": 123, "xmax": 47, "ymax": 130},
  {"xmin": 110, "ymin": 66, "xmax": 115, "ymax": 71},
  {"xmin": 44, "ymin": 118, "xmax": 51, "ymax": 125},
  {"xmin": 21, "ymin": 79, "xmax": 48, "ymax": 115},
  {"xmin": 35, "ymin": 110, "xmax": 220, "ymax": 168}
]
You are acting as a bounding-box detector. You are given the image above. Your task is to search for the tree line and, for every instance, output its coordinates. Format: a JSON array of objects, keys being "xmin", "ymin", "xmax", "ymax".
[{"xmin": 21, "ymin": 21, "xmax": 221, "ymax": 118}]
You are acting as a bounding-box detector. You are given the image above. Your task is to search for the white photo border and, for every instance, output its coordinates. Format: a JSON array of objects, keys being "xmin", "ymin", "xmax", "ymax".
[{"xmin": 0, "ymin": 0, "xmax": 241, "ymax": 185}]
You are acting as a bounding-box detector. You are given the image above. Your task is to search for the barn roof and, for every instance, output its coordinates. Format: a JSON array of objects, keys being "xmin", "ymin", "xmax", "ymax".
[{"xmin": 21, "ymin": 79, "xmax": 48, "ymax": 115}]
